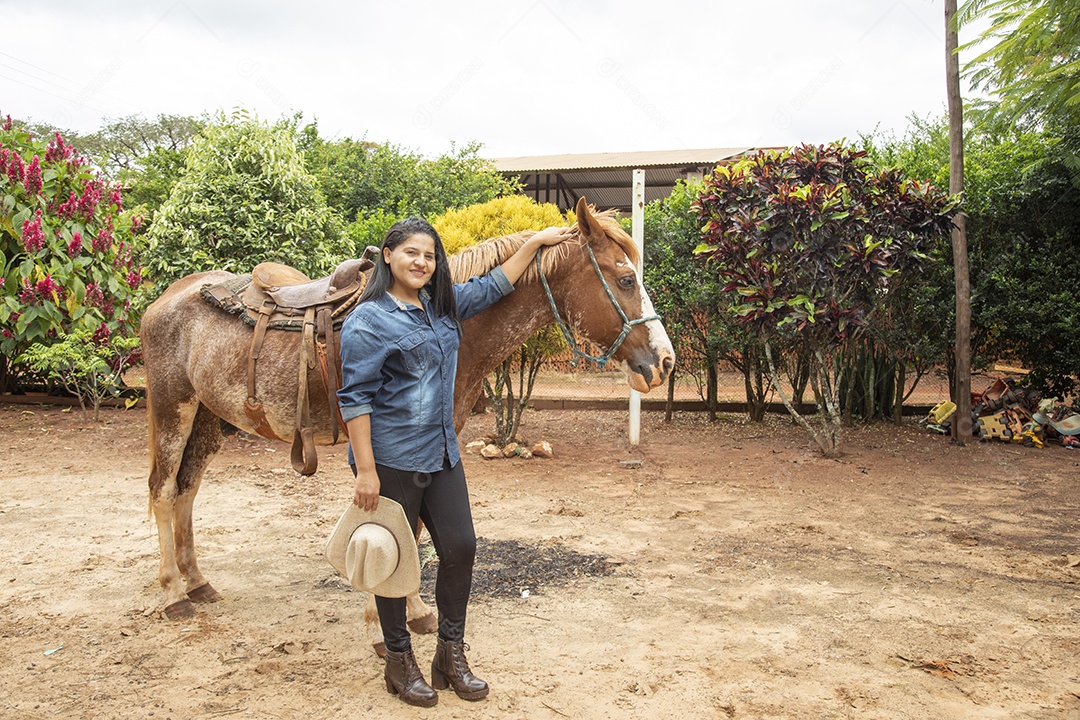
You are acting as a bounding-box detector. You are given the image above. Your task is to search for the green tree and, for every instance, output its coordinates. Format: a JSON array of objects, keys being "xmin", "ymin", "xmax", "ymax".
[
  {"xmin": 696, "ymin": 144, "xmax": 957, "ymax": 455},
  {"xmin": 144, "ymin": 113, "xmax": 346, "ymax": 296},
  {"xmin": 80, "ymin": 114, "xmax": 205, "ymax": 213},
  {"xmin": 960, "ymin": 0, "xmax": 1080, "ymax": 131},
  {"xmin": 16, "ymin": 329, "xmax": 140, "ymax": 421},
  {"xmin": 864, "ymin": 116, "xmax": 1079, "ymax": 398},
  {"xmin": 300, "ymin": 121, "xmax": 517, "ymax": 224},
  {"xmin": 1, "ymin": 114, "xmax": 145, "ymax": 393}
]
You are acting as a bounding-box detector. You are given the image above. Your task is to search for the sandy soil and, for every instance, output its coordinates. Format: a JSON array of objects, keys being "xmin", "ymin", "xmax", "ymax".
[{"xmin": 1, "ymin": 402, "xmax": 1078, "ymax": 720}]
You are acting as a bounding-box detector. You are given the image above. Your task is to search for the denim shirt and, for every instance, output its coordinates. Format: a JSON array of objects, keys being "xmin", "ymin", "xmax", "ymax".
[{"xmin": 337, "ymin": 267, "xmax": 514, "ymax": 473}]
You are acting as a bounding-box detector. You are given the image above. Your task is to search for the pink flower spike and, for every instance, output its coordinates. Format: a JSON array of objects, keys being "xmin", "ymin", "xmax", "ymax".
[
  {"xmin": 6, "ymin": 152, "xmax": 24, "ymax": 184},
  {"xmin": 67, "ymin": 231, "xmax": 83, "ymax": 256},
  {"xmin": 92, "ymin": 322, "xmax": 111, "ymax": 344},
  {"xmin": 24, "ymin": 156, "xmax": 42, "ymax": 195},
  {"xmin": 20, "ymin": 210, "xmax": 45, "ymax": 253}
]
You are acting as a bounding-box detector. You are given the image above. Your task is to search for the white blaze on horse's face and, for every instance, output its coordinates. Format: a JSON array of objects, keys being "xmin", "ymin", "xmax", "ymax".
[{"xmin": 619, "ymin": 253, "xmax": 675, "ymax": 394}]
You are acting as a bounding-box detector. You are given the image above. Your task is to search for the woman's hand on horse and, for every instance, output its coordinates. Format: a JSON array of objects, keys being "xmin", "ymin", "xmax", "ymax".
[
  {"xmin": 353, "ymin": 469, "xmax": 381, "ymax": 512},
  {"xmin": 500, "ymin": 226, "xmax": 572, "ymax": 285},
  {"xmin": 531, "ymin": 226, "xmax": 572, "ymax": 247}
]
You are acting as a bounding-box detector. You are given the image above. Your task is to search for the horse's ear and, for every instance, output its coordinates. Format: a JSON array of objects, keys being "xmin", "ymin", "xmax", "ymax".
[
  {"xmin": 578, "ymin": 198, "xmax": 613, "ymax": 249},
  {"xmin": 575, "ymin": 196, "xmax": 604, "ymax": 242}
]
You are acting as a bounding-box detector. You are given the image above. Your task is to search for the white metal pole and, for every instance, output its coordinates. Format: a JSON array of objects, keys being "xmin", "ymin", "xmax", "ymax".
[{"xmin": 629, "ymin": 169, "xmax": 645, "ymax": 446}]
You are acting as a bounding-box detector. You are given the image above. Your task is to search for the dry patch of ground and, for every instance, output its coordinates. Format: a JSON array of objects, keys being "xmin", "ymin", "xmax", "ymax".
[{"xmin": 1, "ymin": 403, "xmax": 1078, "ymax": 719}]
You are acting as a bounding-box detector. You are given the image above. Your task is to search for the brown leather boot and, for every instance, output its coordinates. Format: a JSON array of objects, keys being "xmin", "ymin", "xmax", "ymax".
[
  {"xmin": 430, "ymin": 637, "xmax": 489, "ymax": 700},
  {"xmin": 384, "ymin": 648, "xmax": 438, "ymax": 707}
]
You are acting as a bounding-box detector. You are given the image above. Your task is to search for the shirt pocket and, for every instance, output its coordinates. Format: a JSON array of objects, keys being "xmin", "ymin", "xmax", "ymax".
[
  {"xmin": 436, "ymin": 317, "xmax": 460, "ymax": 354},
  {"xmin": 395, "ymin": 329, "xmax": 429, "ymax": 372}
]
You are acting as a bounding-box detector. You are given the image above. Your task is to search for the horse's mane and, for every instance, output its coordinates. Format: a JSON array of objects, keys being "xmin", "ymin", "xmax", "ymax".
[{"xmin": 447, "ymin": 208, "xmax": 639, "ymax": 284}]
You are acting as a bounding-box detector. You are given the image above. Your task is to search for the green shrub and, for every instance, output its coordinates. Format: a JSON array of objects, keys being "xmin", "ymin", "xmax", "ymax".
[
  {"xmin": 144, "ymin": 112, "xmax": 345, "ymax": 295},
  {"xmin": 1, "ymin": 114, "xmax": 145, "ymax": 392}
]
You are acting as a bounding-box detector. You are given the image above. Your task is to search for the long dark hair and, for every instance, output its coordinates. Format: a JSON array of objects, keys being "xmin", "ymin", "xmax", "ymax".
[{"xmin": 359, "ymin": 217, "xmax": 461, "ymax": 333}]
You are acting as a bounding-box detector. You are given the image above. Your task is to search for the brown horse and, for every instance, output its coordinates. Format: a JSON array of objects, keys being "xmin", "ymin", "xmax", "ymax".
[{"xmin": 140, "ymin": 197, "xmax": 675, "ymax": 647}]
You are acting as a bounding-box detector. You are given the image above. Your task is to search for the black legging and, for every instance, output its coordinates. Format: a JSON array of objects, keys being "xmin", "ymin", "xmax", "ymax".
[{"xmin": 354, "ymin": 456, "xmax": 477, "ymax": 654}]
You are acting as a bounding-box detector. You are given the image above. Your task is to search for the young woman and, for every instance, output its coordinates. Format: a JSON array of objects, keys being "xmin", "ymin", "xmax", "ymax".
[{"xmin": 337, "ymin": 217, "xmax": 569, "ymax": 707}]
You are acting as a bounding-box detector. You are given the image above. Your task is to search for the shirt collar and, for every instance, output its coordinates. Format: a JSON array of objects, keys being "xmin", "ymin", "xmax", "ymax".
[{"xmin": 384, "ymin": 289, "xmax": 431, "ymax": 312}]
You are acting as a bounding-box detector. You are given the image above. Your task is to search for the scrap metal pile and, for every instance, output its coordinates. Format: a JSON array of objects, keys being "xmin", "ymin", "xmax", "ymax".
[{"xmin": 923, "ymin": 377, "xmax": 1080, "ymax": 448}]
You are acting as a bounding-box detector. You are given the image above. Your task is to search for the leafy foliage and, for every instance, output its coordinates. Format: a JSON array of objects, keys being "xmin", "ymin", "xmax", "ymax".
[
  {"xmin": 432, "ymin": 196, "xmax": 569, "ymax": 445},
  {"xmin": 864, "ymin": 116, "xmax": 1080, "ymax": 397},
  {"xmin": 1, "ymin": 113, "xmax": 145, "ymax": 392},
  {"xmin": 959, "ymin": 0, "xmax": 1080, "ymax": 130},
  {"xmin": 695, "ymin": 143, "xmax": 957, "ymax": 454},
  {"xmin": 644, "ymin": 180, "xmax": 770, "ymax": 420},
  {"xmin": 16, "ymin": 329, "xmax": 141, "ymax": 421},
  {"xmin": 144, "ymin": 113, "xmax": 346, "ymax": 295},
  {"xmin": 299, "ymin": 123, "xmax": 517, "ymax": 224},
  {"xmin": 79, "ymin": 114, "xmax": 205, "ymax": 213},
  {"xmin": 433, "ymin": 195, "xmax": 566, "ymax": 255}
]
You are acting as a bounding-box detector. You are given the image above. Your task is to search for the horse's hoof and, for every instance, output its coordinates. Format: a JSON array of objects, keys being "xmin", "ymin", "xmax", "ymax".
[
  {"xmin": 407, "ymin": 612, "xmax": 438, "ymax": 635},
  {"xmin": 372, "ymin": 640, "xmax": 386, "ymax": 658},
  {"xmin": 164, "ymin": 599, "xmax": 196, "ymax": 619},
  {"xmin": 186, "ymin": 582, "xmax": 220, "ymax": 604}
]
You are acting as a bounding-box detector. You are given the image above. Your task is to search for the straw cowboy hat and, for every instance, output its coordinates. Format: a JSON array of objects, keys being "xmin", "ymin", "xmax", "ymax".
[{"xmin": 325, "ymin": 498, "xmax": 420, "ymax": 598}]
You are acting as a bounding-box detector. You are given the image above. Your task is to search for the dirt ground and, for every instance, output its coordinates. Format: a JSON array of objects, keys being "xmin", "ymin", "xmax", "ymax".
[{"xmin": 1, "ymin": 402, "xmax": 1078, "ymax": 720}]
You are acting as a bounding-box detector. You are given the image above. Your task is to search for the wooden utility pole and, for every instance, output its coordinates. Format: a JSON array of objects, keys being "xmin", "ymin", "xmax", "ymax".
[{"xmin": 946, "ymin": 0, "xmax": 973, "ymax": 443}]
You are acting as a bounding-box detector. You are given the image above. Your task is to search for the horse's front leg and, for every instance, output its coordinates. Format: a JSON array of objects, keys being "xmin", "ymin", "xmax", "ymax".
[
  {"xmin": 365, "ymin": 590, "xmax": 438, "ymax": 657},
  {"xmin": 406, "ymin": 592, "xmax": 437, "ymax": 634}
]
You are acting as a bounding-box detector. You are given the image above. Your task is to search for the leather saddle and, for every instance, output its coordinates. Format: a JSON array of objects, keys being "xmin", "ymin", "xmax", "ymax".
[{"xmin": 200, "ymin": 247, "xmax": 379, "ymax": 475}]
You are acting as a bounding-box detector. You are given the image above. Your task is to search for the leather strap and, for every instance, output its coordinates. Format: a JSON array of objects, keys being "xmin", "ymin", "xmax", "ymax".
[
  {"xmin": 244, "ymin": 303, "xmax": 283, "ymax": 441},
  {"xmin": 291, "ymin": 308, "xmax": 318, "ymax": 476},
  {"xmin": 316, "ymin": 308, "xmax": 341, "ymax": 445}
]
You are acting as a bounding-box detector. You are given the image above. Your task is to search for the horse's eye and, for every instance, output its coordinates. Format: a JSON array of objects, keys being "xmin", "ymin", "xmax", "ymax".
[{"xmin": 617, "ymin": 275, "xmax": 636, "ymax": 290}]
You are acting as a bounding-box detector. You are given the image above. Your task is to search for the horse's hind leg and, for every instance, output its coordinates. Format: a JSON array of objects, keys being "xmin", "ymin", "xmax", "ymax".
[
  {"xmin": 149, "ymin": 396, "xmax": 200, "ymax": 619},
  {"xmin": 172, "ymin": 403, "xmax": 225, "ymax": 605},
  {"xmin": 150, "ymin": 399, "xmax": 223, "ymax": 619}
]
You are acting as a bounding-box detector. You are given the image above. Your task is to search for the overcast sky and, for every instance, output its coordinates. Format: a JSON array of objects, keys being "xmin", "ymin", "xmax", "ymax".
[{"xmin": 1, "ymin": 0, "xmax": 981, "ymax": 159}]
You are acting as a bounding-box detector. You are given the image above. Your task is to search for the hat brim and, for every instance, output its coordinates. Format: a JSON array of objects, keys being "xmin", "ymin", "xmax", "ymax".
[{"xmin": 325, "ymin": 498, "xmax": 420, "ymax": 598}]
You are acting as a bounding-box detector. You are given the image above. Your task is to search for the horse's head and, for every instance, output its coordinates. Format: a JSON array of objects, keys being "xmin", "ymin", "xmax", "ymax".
[{"xmin": 549, "ymin": 197, "xmax": 675, "ymax": 393}]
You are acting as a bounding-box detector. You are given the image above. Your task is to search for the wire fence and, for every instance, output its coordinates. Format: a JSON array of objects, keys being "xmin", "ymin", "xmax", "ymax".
[
  {"xmin": 527, "ymin": 351, "xmax": 958, "ymax": 409},
  {"xmin": 114, "ymin": 342, "xmax": 1012, "ymax": 415}
]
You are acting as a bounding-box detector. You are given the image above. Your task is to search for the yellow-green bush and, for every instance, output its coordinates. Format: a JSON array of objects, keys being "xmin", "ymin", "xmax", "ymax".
[{"xmin": 432, "ymin": 195, "xmax": 568, "ymax": 255}]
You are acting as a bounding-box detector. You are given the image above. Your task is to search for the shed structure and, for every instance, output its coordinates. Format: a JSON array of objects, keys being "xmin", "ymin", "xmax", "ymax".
[{"xmin": 490, "ymin": 147, "xmax": 782, "ymax": 213}]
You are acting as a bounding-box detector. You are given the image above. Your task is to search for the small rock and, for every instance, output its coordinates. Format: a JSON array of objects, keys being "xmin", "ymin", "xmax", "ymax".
[
  {"xmin": 516, "ymin": 447, "xmax": 534, "ymax": 459},
  {"xmin": 480, "ymin": 444, "xmax": 502, "ymax": 460},
  {"xmin": 502, "ymin": 443, "xmax": 520, "ymax": 458},
  {"xmin": 464, "ymin": 440, "xmax": 486, "ymax": 454},
  {"xmin": 532, "ymin": 441, "xmax": 554, "ymax": 458}
]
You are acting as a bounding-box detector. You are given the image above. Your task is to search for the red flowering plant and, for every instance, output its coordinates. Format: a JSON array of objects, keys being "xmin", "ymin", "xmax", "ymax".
[
  {"xmin": 694, "ymin": 143, "xmax": 957, "ymax": 455},
  {"xmin": 1, "ymin": 113, "xmax": 146, "ymax": 392}
]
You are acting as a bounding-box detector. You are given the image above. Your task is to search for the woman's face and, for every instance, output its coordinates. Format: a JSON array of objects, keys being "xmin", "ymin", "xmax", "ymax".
[{"xmin": 384, "ymin": 233, "xmax": 436, "ymax": 295}]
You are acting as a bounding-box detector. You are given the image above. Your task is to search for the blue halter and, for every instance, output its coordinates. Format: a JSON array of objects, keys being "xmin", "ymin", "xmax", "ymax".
[{"xmin": 535, "ymin": 241, "xmax": 660, "ymax": 369}]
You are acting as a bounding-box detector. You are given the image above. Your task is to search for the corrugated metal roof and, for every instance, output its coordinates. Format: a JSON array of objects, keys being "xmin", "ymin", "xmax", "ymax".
[
  {"xmin": 491, "ymin": 148, "xmax": 754, "ymax": 173},
  {"xmin": 488, "ymin": 147, "xmax": 785, "ymax": 212}
]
